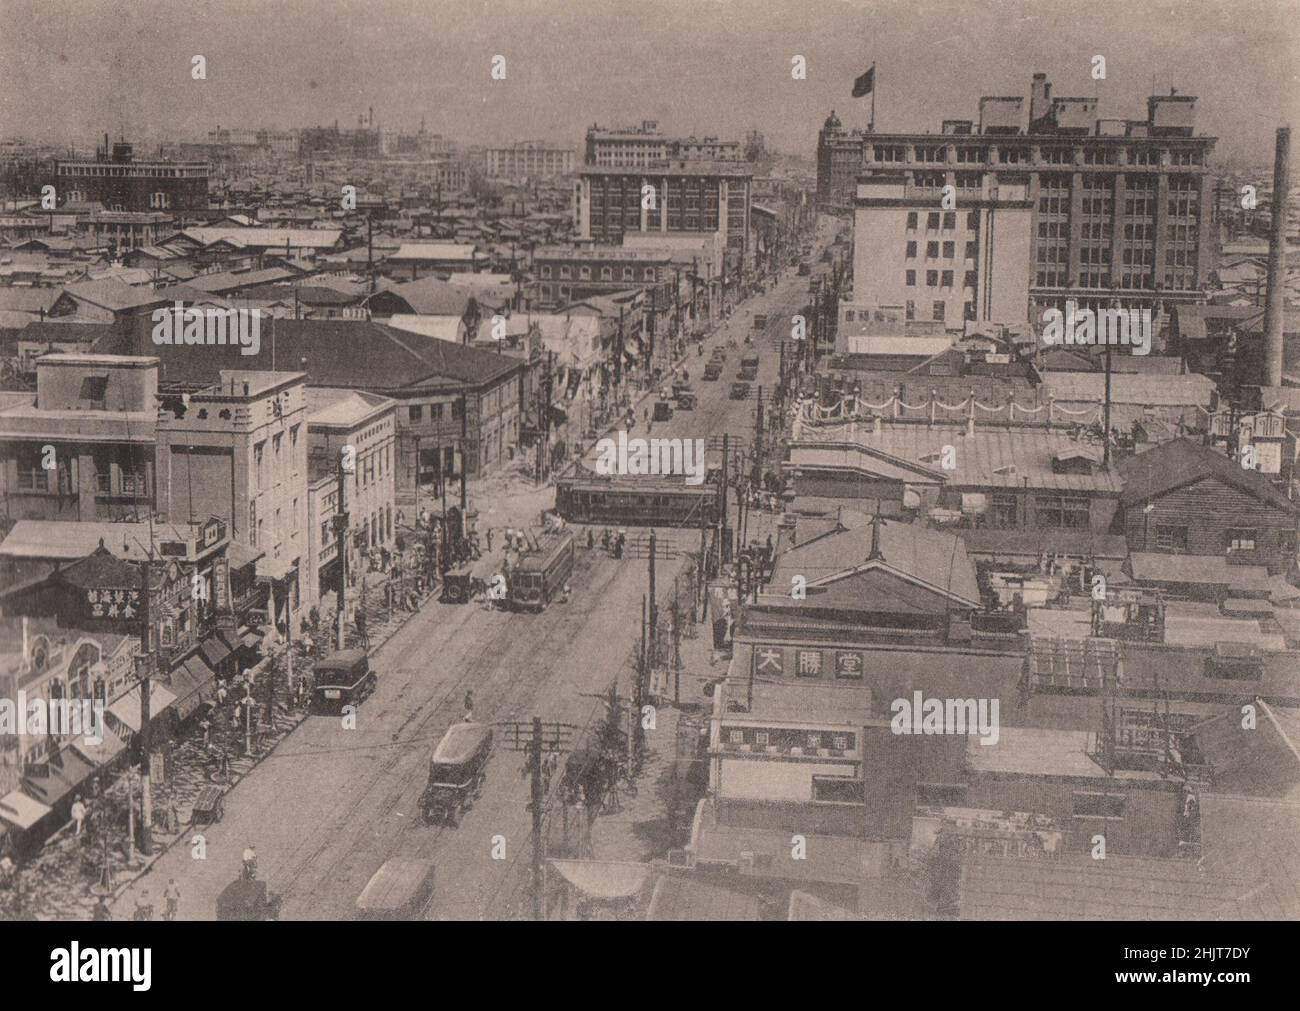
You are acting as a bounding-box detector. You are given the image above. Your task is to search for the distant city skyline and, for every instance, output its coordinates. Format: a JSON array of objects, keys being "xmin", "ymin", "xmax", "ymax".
[{"xmin": 1, "ymin": 0, "xmax": 1297, "ymax": 163}]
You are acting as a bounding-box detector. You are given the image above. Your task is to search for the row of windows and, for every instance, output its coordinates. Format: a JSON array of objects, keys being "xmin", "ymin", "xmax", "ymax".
[
  {"xmin": 905, "ymin": 239, "xmax": 978, "ymax": 260},
  {"xmin": 407, "ymin": 401, "xmax": 464, "ymax": 423},
  {"xmin": 1154, "ymin": 526, "xmax": 1262, "ymax": 552},
  {"xmin": 1034, "ymin": 271, "xmax": 1199, "ymax": 291},
  {"xmin": 904, "ymin": 269, "xmax": 979, "ymax": 289},
  {"xmin": 539, "ymin": 263, "xmax": 658, "ymax": 282},
  {"xmin": 252, "ymin": 424, "xmax": 301, "ymax": 491},
  {"xmin": 903, "ymin": 299, "xmax": 950, "ymax": 322},
  {"xmin": 906, "ymin": 210, "xmax": 980, "ymax": 232},
  {"xmin": 868, "ymin": 146, "xmax": 1201, "ymax": 168}
]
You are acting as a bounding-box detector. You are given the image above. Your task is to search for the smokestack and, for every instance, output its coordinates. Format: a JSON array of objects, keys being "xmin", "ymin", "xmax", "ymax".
[{"xmin": 1262, "ymin": 125, "xmax": 1290, "ymax": 388}]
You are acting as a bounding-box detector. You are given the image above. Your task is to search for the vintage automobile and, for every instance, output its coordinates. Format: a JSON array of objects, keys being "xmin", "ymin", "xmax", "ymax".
[
  {"xmin": 652, "ymin": 400, "xmax": 673, "ymax": 422},
  {"xmin": 216, "ymin": 877, "xmax": 282, "ymax": 921},
  {"xmin": 311, "ymin": 648, "xmax": 377, "ymax": 713},
  {"xmin": 676, "ymin": 390, "xmax": 697, "ymax": 410},
  {"xmin": 441, "ymin": 564, "xmax": 487, "ymax": 604},
  {"xmin": 702, "ymin": 363, "xmax": 722, "ymax": 381},
  {"xmin": 752, "ymin": 313, "xmax": 768, "ymax": 331},
  {"xmin": 354, "ymin": 858, "xmax": 437, "ymax": 921},
  {"xmin": 421, "ymin": 722, "xmax": 494, "ymax": 827},
  {"xmin": 191, "ymin": 785, "xmax": 225, "ymax": 828},
  {"xmin": 729, "ymin": 381, "xmax": 751, "ymax": 400}
]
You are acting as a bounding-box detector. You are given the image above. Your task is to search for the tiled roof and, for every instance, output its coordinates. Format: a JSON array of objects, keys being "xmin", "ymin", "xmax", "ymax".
[
  {"xmin": 1118, "ymin": 437, "xmax": 1300, "ymax": 512},
  {"xmin": 959, "ymin": 854, "xmax": 1257, "ymax": 920}
]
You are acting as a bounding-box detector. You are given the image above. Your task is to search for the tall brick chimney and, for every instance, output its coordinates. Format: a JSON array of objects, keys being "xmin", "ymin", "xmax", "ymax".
[{"xmin": 1262, "ymin": 126, "xmax": 1291, "ymax": 388}]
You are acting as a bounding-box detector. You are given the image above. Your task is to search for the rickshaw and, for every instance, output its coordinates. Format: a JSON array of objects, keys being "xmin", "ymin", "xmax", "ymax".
[
  {"xmin": 191, "ymin": 785, "xmax": 225, "ymax": 827},
  {"xmin": 311, "ymin": 648, "xmax": 377, "ymax": 713},
  {"xmin": 354, "ymin": 858, "xmax": 437, "ymax": 921},
  {"xmin": 421, "ymin": 722, "xmax": 494, "ymax": 827}
]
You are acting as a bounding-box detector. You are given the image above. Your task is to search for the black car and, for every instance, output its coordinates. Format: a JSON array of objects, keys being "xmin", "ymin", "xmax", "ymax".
[{"xmin": 729, "ymin": 381, "xmax": 751, "ymax": 400}]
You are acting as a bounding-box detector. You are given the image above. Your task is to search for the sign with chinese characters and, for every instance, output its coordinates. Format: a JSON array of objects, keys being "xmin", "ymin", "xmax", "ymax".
[
  {"xmin": 755, "ymin": 647, "xmax": 784, "ymax": 676},
  {"xmin": 796, "ymin": 649, "xmax": 823, "ymax": 677},
  {"xmin": 86, "ymin": 588, "xmax": 141, "ymax": 621},
  {"xmin": 835, "ymin": 651, "xmax": 864, "ymax": 679},
  {"xmin": 212, "ymin": 557, "xmax": 231, "ymax": 612}
]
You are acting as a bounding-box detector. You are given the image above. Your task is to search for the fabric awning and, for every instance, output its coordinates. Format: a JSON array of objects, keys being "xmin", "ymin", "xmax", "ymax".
[
  {"xmin": 71, "ymin": 729, "xmax": 127, "ymax": 768},
  {"xmin": 547, "ymin": 859, "xmax": 653, "ymax": 900},
  {"xmin": 199, "ymin": 634, "xmax": 233, "ymax": 670},
  {"xmin": 108, "ymin": 682, "xmax": 178, "ymax": 734},
  {"xmin": 0, "ymin": 790, "xmax": 52, "ymax": 831},
  {"xmin": 21, "ymin": 748, "xmax": 96, "ymax": 807},
  {"xmin": 227, "ymin": 541, "xmax": 264, "ymax": 571},
  {"xmin": 255, "ymin": 555, "xmax": 297, "ymax": 581},
  {"xmin": 170, "ymin": 653, "xmax": 218, "ymax": 721}
]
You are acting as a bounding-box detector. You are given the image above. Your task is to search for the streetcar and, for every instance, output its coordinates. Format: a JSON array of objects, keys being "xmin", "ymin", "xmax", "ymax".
[
  {"xmin": 555, "ymin": 472, "xmax": 721, "ymax": 529},
  {"xmin": 508, "ymin": 527, "xmax": 576, "ymax": 611}
]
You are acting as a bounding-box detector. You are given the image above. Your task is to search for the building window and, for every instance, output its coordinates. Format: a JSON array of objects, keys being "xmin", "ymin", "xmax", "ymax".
[
  {"xmin": 905, "ymin": 270, "xmax": 917, "ymax": 286},
  {"xmin": 452, "ymin": 400, "xmax": 464, "ymax": 420},
  {"xmin": 926, "ymin": 270, "xmax": 938, "ymax": 287},
  {"xmin": 905, "ymin": 241, "xmax": 917, "ymax": 258},
  {"xmin": 906, "ymin": 212, "xmax": 918, "ymax": 230},
  {"xmin": 1154, "ymin": 525, "xmax": 1188, "ymax": 551},
  {"xmin": 932, "ymin": 301, "xmax": 945, "ymax": 321},
  {"xmin": 905, "ymin": 300, "xmax": 915, "ymax": 321},
  {"xmin": 942, "ymin": 212, "xmax": 956, "ymax": 230},
  {"xmin": 926, "ymin": 211, "xmax": 940, "ymax": 230},
  {"xmin": 1072, "ymin": 792, "xmax": 1126, "ymax": 819},
  {"xmin": 1226, "ymin": 528, "xmax": 1257, "ymax": 552},
  {"xmin": 600, "ymin": 267, "xmax": 612, "ymax": 280},
  {"xmin": 942, "ymin": 241, "xmax": 955, "ymax": 259},
  {"xmin": 1037, "ymin": 494, "xmax": 1089, "ymax": 529},
  {"xmin": 579, "ymin": 266, "xmax": 591, "ymax": 280},
  {"xmin": 940, "ymin": 270, "xmax": 953, "ymax": 288},
  {"xmin": 559, "ymin": 266, "xmax": 571, "ymax": 279},
  {"xmin": 409, "ymin": 405, "xmax": 423, "ymax": 422},
  {"xmin": 540, "ymin": 265, "xmax": 551, "ymax": 278},
  {"xmin": 991, "ymin": 493, "xmax": 1018, "ymax": 528},
  {"xmin": 926, "ymin": 241, "xmax": 940, "ymax": 259},
  {"xmin": 249, "ymin": 500, "xmax": 257, "ymax": 547}
]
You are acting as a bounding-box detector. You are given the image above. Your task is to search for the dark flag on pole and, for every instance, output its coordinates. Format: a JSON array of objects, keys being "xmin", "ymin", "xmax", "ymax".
[{"xmin": 851, "ymin": 65, "xmax": 875, "ymax": 98}]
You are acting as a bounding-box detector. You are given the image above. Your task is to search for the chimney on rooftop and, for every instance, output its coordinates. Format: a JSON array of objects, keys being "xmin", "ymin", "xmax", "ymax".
[
  {"xmin": 1263, "ymin": 125, "xmax": 1290, "ymax": 388},
  {"xmin": 1030, "ymin": 73, "xmax": 1052, "ymax": 128}
]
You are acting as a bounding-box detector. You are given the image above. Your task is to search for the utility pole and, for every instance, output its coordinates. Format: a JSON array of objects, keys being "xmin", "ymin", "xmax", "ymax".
[
  {"xmin": 529, "ymin": 716, "xmax": 543, "ymax": 920},
  {"xmin": 719, "ymin": 432, "xmax": 730, "ymax": 568},
  {"xmin": 754, "ymin": 385, "xmax": 765, "ymax": 485},
  {"xmin": 460, "ymin": 393, "xmax": 468, "ymax": 516},
  {"xmin": 1103, "ymin": 346, "xmax": 1113, "ymax": 468},
  {"xmin": 635, "ymin": 596, "xmax": 647, "ymax": 758},
  {"xmin": 501, "ymin": 719, "xmax": 573, "ymax": 921},
  {"xmin": 366, "ymin": 213, "xmax": 375, "ymax": 295},
  {"xmin": 648, "ymin": 529, "xmax": 657, "ymax": 670},
  {"xmin": 137, "ymin": 551, "xmax": 153, "ymax": 856}
]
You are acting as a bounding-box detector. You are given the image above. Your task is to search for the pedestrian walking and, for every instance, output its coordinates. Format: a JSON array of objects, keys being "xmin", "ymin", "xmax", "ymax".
[
  {"xmin": 486, "ymin": 528, "xmax": 494, "ymax": 553},
  {"xmin": 464, "ymin": 690, "xmax": 474, "ymax": 722},
  {"xmin": 70, "ymin": 795, "xmax": 86, "ymax": 836},
  {"xmin": 134, "ymin": 888, "xmax": 153, "ymax": 922},
  {"xmin": 163, "ymin": 878, "xmax": 181, "ymax": 922},
  {"xmin": 93, "ymin": 896, "xmax": 112, "ymax": 922},
  {"xmin": 242, "ymin": 845, "xmax": 258, "ymax": 880}
]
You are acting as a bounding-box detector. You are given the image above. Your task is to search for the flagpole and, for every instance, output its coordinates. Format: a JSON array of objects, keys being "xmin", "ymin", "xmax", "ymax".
[{"xmin": 870, "ymin": 63, "xmax": 876, "ymax": 132}]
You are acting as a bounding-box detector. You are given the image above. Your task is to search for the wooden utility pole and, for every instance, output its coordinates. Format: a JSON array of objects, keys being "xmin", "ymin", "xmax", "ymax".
[
  {"xmin": 647, "ymin": 529, "xmax": 657, "ymax": 669},
  {"xmin": 754, "ymin": 385, "xmax": 765, "ymax": 485},
  {"xmin": 137, "ymin": 552, "xmax": 153, "ymax": 856},
  {"xmin": 501, "ymin": 719, "xmax": 573, "ymax": 921}
]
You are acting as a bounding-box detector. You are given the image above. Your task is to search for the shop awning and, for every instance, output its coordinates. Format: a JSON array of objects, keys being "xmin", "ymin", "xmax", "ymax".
[
  {"xmin": 255, "ymin": 555, "xmax": 297, "ymax": 582},
  {"xmin": 170, "ymin": 653, "xmax": 218, "ymax": 721},
  {"xmin": 547, "ymin": 859, "xmax": 653, "ymax": 900},
  {"xmin": 71, "ymin": 729, "xmax": 128, "ymax": 768},
  {"xmin": 0, "ymin": 790, "xmax": 52, "ymax": 831},
  {"xmin": 227, "ymin": 541, "xmax": 264, "ymax": 572},
  {"xmin": 199, "ymin": 634, "xmax": 233, "ymax": 670},
  {"xmin": 108, "ymin": 682, "xmax": 178, "ymax": 734},
  {"xmin": 21, "ymin": 748, "xmax": 96, "ymax": 807},
  {"xmin": 240, "ymin": 630, "xmax": 264, "ymax": 650}
]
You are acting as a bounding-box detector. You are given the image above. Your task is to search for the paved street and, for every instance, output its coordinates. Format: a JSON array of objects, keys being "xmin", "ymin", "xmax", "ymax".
[{"xmin": 106, "ymin": 246, "xmax": 826, "ymax": 921}]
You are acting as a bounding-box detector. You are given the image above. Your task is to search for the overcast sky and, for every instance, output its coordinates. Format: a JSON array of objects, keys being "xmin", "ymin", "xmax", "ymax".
[{"xmin": 1, "ymin": 0, "xmax": 1297, "ymax": 163}]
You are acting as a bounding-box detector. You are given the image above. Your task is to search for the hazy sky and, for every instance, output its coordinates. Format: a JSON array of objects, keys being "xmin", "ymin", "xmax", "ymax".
[{"xmin": 2, "ymin": 0, "xmax": 1297, "ymax": 162}]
